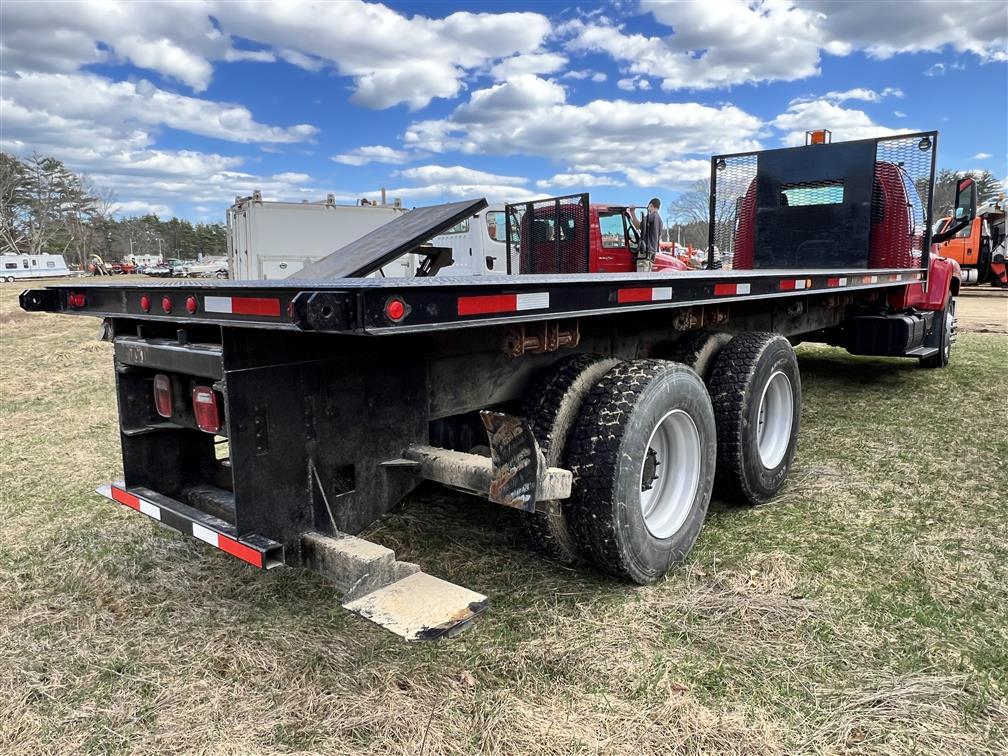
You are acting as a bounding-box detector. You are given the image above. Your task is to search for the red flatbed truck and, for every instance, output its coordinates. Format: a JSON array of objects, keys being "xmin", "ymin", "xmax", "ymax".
[{"xmin": 20, "ymin": 131, "xmax": 970, "ymax": 639}]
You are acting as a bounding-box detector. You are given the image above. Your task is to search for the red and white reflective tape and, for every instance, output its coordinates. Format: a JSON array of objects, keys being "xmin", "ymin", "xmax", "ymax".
[
  {"xmin": 108, "ymin": 483, "xmax": 162, "ymax": 520},
  {"xmin": 616, "ymin": 286, "xmax": 673, "ymax": 303},
  {"xmin": 98, "ymin": 483, "xmax": 265, "ymax": 568},
  {"xmin": 203, "ymin": 295, "xmax": 281, "ymax": 317},
  {"xmin": 712, "ymin": 282, "xmax": 751, "ymax": 296},
  {"xmin": 190, "ymin": 523, "xmax": 265, "ymax": 567},
  {"xmin": 457, "ymin": 292, "xmax": 549, "ymax": 316},
  {"xmin": 826, "ymin": 277, "xmax": 849, "ymax": 287},
  {"xmin": 779, "ymin": 278, "xmax": 808, "ymax": 291}
]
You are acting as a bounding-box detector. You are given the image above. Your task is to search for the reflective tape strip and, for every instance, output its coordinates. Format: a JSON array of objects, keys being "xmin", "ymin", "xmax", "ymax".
[
  {"xmin": 617, "ymin": 287, "xmax": 676, "ymax": 303},
  {"xmin": 616, "ymin": 287, "xmax": 652, "ymax": 303},
  {"xmin": 779, "ymin": 278, "xmax": 807, "ymax": 291},
  {"xmin": 203, "ymin": 296, "xmax": 280, "ymax": 316},
  {"xmin": 713, "ymin": 282, "xmax": 751, "ymax": 296},
  {"xmin": 103, "ymin": 485, "xmax": 264, "ymax": 569},
  {"xmin": 191, "ymin": 524, "xmax": 263, "ymax": 568},
  {"xmin": 457, "ymin": 292, "xmax": 549, "ymax": 316},
  {"xmin": 203, "ymin": 296, "xmax": 233, "ymax": 314},
  {"xmin": 516, "ymin": 292, "xmax": 550, "ymax": 311},
  {"xmin": 110, "ymin": 485, "xmax": 161, "ymax": 521}
]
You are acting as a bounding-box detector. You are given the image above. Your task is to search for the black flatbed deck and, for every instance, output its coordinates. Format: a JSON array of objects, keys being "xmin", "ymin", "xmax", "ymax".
[{"xmin": 21, "ymin": 267, "xmax": 925, "ymax": 335}]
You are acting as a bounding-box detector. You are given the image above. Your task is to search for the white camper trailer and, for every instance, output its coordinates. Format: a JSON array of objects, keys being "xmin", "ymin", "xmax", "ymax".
[
  {"xmin": 0, "ymin": 253, "xmax": 73, "ymax": 282},
  {"xmin": 227, "ymin": 192, "xmax": 407, "ymax": 281}
]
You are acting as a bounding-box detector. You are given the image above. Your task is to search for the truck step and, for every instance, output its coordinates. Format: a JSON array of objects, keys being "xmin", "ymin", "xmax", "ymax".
[
  {"xmin": 301, "ymin": 531, "xmax": 487, "ymax": 640},
  {"xmin": 903, "ymin": 346, "xmax": 938, "ymax": 358}
]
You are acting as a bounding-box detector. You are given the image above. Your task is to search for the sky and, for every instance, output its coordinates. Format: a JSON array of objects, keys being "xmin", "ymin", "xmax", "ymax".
[{"xmin": 1, "ymin": 0, "xmax": 1006, "ymax": 223}]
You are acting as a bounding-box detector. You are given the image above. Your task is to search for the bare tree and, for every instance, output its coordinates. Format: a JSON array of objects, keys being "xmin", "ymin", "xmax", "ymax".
[{"xmin": 0, "ymin": 152, "xmax": 28, "ymax": 252}]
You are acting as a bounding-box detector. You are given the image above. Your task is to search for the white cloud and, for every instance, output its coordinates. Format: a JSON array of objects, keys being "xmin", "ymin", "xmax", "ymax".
[
  {"xmin": 1, "ymin": 72, "xmax": 317, "ymax": 144},
  {"xmin": 0, "ymin": 1, "xmax": 225, "ymax": 90},
  {"xmin": 536, "ymin": 173, "xmax": 625, "ymax": 189},
  {"xmin": 0, "ymin": 1, "xmax": 554, "ymax": 110},
  {"xmin": 215, "ymin": 1, "xmax": 553, "ymax": 109},
  {"xmin": 395, "ymin": 165, "xmax": 528, "ymax": 186},
  {"xmin": 567, "ymin": 3, "xmax": 825, "ymax": 92},
  {"xmin": 819, "ymin": 87, "xmax": 904, "ymax": 103},
  {"xmin": 617, "ymin": 78, "xmax": 636, "ymax": 91},
  {"xmin": 973, "ymin": 152, "xmax": 992, "ymax": 160},
  {"xmin": 112, "ymin": 200, "xmax": 175, "ymax": 217},
  {"xmin": 562, "ymin": 69, "xmax": 606, "ymax": 81},
  {"xmin": 623, "ymin": 160, "xmax": 712, "ymax": 188},
  {"xmin": 807, "ymin": 0, "xmax": 1007, "ymax": 62},
  {"xmin": 374, "ymin": 165, "xmax": 536, "ymax": 204},
  {"xmin": 772, "ymin": 99, "xmax": 915, "ymax": 146},
  {"xmin": 333, "ymin": 145, "xmax": 411, "ymax": 166},
  {"xmin": 566, "ymin": 1, "xmax": 1006, "ymax": 94},
  {"xmin": 894, "ymin": 110, "xmax": 907, "ymax": 118},
  {"xmin": 404, "ymin": 75, "xmax": 762, "ymax": 176},
  {"xmin": 925, "ymin": 62, "xmax": 946, "ymax": 77},
  {"xmin": 491, "ymin": 52, "xmax": 568, "ymax": 79}
]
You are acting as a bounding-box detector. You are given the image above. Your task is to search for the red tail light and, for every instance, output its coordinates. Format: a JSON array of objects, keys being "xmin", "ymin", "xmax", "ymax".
[
  {"xmin": 140, "ymin": 295, "xmax": 151, "ymax": 312},
  {"xmin": 153, "ymin": 374, "xmax": 172, "ymax": 418},
  {"xmin": 68, "ymin": 293, "xmax": 86, "ymax": 308},
  {"xmin": 186, "ymin": 296, "xmax": 198, "ymax": 314},
  {"xmin": 191, "ymin": 386, "xmax": 221, "ymax": 433},
  {"xmin": 162, "ymin": 296, "xmax": 173, "ymax": 313}
]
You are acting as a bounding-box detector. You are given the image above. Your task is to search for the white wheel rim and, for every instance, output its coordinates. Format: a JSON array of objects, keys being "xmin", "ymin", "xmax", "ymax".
[
  {"xmin": 756, "ymin": 371, "xmax": 793, "ymax": 469},
  {"xmin": 639, "ymin": 409, "xmax": 702, "ymax": 539}
]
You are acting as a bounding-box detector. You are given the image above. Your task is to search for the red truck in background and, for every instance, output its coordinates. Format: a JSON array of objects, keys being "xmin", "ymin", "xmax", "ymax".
[{"xmin": 508, "ymin": 195, "xmax": 688, "ymax": 275}]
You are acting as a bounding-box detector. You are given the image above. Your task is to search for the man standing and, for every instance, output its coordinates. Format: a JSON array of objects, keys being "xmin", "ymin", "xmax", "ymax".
[{"xmin": 635, "ymin": 198, "xmax": 664, "ymax": 272}]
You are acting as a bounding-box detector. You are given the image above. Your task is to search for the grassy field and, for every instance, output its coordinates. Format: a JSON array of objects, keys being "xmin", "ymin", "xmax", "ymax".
[{"xmin": 1, "ymin": 281, "xmax": 1006, "ymax": 755}]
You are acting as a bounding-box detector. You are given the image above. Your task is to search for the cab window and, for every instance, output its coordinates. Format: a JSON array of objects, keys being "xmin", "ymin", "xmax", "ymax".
[
  {"xmin": 443, "ymin": 218, "xmax": 469, "ymax": 234},
  {"xmin": 485, "ymin": 212, "xmax": 506, "ymax": 242},
  {"xmin": 598, "ymin": 212, "xmax": 626, "ymax": 248}
]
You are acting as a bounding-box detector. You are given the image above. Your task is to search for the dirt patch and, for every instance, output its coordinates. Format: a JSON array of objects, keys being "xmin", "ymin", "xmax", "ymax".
[{"xmin": 956, "ymin": 289, "xmax": 1007, "ymax": 334}]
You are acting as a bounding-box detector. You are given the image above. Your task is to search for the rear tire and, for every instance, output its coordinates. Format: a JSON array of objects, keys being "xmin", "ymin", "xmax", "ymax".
[
  {"xmin": 567, "ymin": 360, "xmax": 716, "ymax": 584},
  {"xmin": 520, "ymin": 353, "xmax": 621, "ymax": 564},
  {"xmin": 708, "ymin": 333, "xmax": 801, "ymax": 505},
  {"xmin": 662, "ymin": 331, "xmax": 732, "ymax": 382}
]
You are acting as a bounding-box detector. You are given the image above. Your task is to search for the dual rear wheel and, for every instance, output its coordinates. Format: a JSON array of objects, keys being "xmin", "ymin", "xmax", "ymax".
[{"xmin": 521, "ymin": 332, "xmax": 801, "ymax": 583}]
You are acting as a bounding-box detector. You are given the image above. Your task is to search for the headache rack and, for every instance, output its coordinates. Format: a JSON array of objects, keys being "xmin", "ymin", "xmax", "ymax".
[{"xmin": 709, "ymin": 131, "xmax": 938, "ymax": 272}]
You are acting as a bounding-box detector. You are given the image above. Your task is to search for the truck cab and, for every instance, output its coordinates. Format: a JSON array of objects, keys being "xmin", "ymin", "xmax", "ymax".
[
  {"xmin": 591, "ymin": 204, "xmax": 686, "ymax": 273},
  {"xmin": 507, "ymin": 195, "xmax": 688, "ymax": 275},
  {"xmin": 428, "ymin": 207, "xmax": 510, "ymax": 275},
  {"xmin": 933, "ymin": 195, "xmax": 1006, "ymax": 285}
]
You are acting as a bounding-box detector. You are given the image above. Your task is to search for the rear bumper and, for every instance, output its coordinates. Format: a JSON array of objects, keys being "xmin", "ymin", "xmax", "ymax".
[{"xmin": 98, "ymin": 483, "xmax": 284, "ymax": 569}]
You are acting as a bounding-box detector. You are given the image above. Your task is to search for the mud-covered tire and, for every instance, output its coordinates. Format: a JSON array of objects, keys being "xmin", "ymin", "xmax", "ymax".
[
  {"xmin": 921, "ymin": 297, "xmax": 955, "ymax": 368},
  {"xmin": 662, "ymin": 331, "xmax": 732, "ymax": 382},
  {"xmin": 520, "ymin": 353, "xmax": 622, "ymax": 564},
  {"xmin": 708, "ymin": 333, "xmax": 801, "ymax": 505},
  {"xmin": 567, "ymin": 360, "xmax": 716, "ymax": 584}
]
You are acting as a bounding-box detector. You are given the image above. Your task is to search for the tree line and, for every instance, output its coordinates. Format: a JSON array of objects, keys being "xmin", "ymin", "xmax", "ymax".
[
  {"xmin": 666, "ymin": 167, "xmax": 1003, "ymax": 252},
  {"xmin": 0, "ymin": 152, "xmax": 226, "ymax": 267}
]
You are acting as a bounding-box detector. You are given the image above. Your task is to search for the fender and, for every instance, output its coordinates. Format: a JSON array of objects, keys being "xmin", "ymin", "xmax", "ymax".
[{"xmin": 889, "ymin": 256, "xmax": 961, "ymax": 312}]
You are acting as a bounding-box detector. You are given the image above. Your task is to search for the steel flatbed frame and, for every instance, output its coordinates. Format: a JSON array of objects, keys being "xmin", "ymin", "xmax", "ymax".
[{"xmin": 20, "ymin": 266, "xmax": 925, "ymax": 335}]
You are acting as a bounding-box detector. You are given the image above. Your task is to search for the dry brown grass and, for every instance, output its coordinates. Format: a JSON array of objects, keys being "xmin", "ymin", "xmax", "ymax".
[{"xmin": 1, "ymin": 280, "xmax": 1006, "ymax": 755}]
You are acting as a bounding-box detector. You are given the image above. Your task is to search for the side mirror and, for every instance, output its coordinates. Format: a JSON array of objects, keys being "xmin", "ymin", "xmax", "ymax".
[
  {"xmin": 933, "ymin": 178, "xmax": 978, "ymax": 244},
  {"xmin": 954, "ymin": 177, "xmax": 977, "ymax": 223}
]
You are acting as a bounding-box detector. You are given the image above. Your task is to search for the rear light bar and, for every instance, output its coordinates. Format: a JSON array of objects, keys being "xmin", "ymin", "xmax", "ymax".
[
  {"xmin": 192, "ymin": 386, "xmax": 221, "ymax": 433},
  {"xmin": 153, "ymin": 374, "xmax": 172, "ymax": 418}
]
